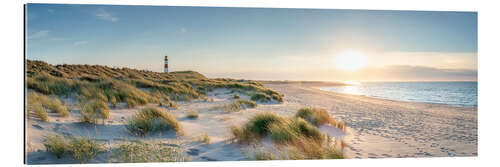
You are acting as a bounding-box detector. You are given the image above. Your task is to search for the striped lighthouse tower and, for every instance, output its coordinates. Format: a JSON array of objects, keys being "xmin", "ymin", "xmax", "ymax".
[{"xmin": 164, "ymin": 56, "xmax": 168, "ymax": 73}]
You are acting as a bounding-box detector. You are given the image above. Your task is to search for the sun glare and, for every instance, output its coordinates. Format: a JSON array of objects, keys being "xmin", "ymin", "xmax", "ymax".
[{"xmin": 334, "ymin": 50, "xmax": 367, "ymax": 71}]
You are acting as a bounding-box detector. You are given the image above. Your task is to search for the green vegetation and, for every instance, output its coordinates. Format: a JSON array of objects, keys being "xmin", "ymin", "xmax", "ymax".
[
  {"xmin": 109, "ymin": 141, "xmax": 186, "ymax": 163},
  {"xmin": 296, "ymin": 107, "xmax": 345, "ymax": 131},
  {"xmin": 27, "ymin": 60, "xmax": 283, "ymax": 112},
  {"xmin": 32, "ymin": 102, "xmax": 48, "ymax": 122},
  {"xmin": 250, "ymin": 93, "xmax": 271, "ymax": 102},
  {"xmin": 69, "ymin": 137, "xmax": 104, "ymax": 163},
  {"xmin": 186, "ymin": 111, "xmax": 199, "ymax": 119},
  {"xmin": 198, "ymin": 134, "xmax": 211, "ymax": 144},
  {"xmin": 42, "ymin": 135, "xmax": 104, "ymax": 163},
  {"xmin": 233, "ymin": 94, "xmax": 240, "ymax": 99},
  {"xmin": 231, "ymin": 110, "xmax": 346, "ymax": 160},
  {"xmin": 49, "ymin": 97, "xmax": 69, "ymax": 117},
  {"xmin": 78, "ymin": 98, "xmax": 110, "ymax": 124},
  {"xmin": 27, "ymin": 92, "xmax": 69, "ymax": 119},
  {"xmin": 126, "ymin": 107, "xmax": 182, "ymax": 136},
  {"xmin": 211, "ymin": 99, "xmax": 258, "ymax": 112},
  {"xmin": 42, "ymin": 135, "xmax": 67, "ymax": 158}
]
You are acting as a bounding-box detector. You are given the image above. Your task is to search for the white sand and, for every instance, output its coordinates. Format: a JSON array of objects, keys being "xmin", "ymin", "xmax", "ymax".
[
  {"xmin": 25, "ymin": 82, "xmax": 477, "ymax": 164},
  {"xmin": 264, "ymin": 82, "xmax": 477, "ymax": 158}
]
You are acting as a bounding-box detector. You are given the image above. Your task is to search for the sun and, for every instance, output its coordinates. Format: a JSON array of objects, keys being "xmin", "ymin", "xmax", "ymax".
[{"xmin": 333, "ymin": 50, "xmax": 366, "ymax": 71}]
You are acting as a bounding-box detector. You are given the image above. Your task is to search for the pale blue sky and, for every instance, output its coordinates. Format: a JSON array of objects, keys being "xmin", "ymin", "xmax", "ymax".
[{"xmin": 26, "ymin": 4, "xmax": 477, "ymax": 81}]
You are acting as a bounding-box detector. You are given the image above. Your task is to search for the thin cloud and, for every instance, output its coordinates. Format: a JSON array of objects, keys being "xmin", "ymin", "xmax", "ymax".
[
  {"xmin": 28, "ymin": 30, "xmax": 49, "ymax": 39},
  {"xmin": 74, "ymin": 41, "xmax": 89, "ymax": 46},
  {"xmin": 95, "ymin": 9, "xmax": 118, "ymax": 22},
  {"xmin": 180, "ymin": 28, "xmax": 187, "ymax": 33},
  {"xmin": 47, "ymin": 9, "xmax": 55, "ymax": 13}
]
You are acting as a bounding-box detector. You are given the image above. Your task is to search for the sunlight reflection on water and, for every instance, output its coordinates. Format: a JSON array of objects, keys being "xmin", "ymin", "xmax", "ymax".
[{"xmin": 341, "ymin": 85, "xmax": 361, "ymax": 95}]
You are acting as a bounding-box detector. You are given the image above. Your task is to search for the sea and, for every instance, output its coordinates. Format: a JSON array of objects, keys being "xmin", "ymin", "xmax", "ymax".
[{"xmin": 320, "ymin": 82, "xmax": 477, "ymax": 107}]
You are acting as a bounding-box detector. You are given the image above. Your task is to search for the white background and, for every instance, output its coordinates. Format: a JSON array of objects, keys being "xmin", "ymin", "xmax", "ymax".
[{"xmin": 1, "ymin": 0, "xmax": 498, "ymax": 167}]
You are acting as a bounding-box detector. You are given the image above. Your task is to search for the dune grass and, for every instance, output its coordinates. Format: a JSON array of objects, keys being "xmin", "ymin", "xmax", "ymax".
[
  {"xmin": 231, "ymin": 112, "xmax": 346, "ymax": 160},
  {"xmin": 296, "ymin": 107, "xmax": 345, "ymax": 131},
  {"xmin": 27, "ymin": 60, "xmax": 283, "ymax": 111},
  {"xmin": 211, "ymin": 99, "xmax": 258, "ymax": 113},
  {"xmin": 49, "ymin": 97, "xmax": 69, "ymax": 117},
  {"xmin": 78, "ymin": 98, "xmax": 110, "ymax": 124},
  {"xmin": 126, "ymin": 107, "xmax": 183, "ymax": 136},
  {"xmin": 186, "ymin": 111, "xmax": 199, "ymax": 119},
  {"xmin": 69, "ymin": 137, "xmax": 104, "ymax": 163},
  {"xmin": 32, "ymin": 102, "xmax": 48, "ymax": 122},
  {"xmin": 42, "ymin": 135, "xmax": 67, "ymax": 158},
  {"xmin": 42, "ymin": 135, "xmax": 104, "ymax": 163},
  {"xmin": 197, "ymin": 133, "xmax": 211, "ymax": 145},
  {"xmin": 109, "ymin": 141, "xmax": 186, "ymax": 163}
]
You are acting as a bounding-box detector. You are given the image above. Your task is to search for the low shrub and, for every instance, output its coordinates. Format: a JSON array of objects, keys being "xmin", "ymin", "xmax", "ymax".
[
  {"xmin": 49, "ymin": 97, "xmax": 69, "ymax": 117},
  {"xmin": 126, "ymin": 107, "xmax": 182, "ymax": 136}
]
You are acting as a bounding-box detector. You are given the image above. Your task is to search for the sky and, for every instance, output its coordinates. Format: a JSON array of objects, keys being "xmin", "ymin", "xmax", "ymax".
[{"xmin": 26, "ymin": 4, "xmax": 478, "ymax": 81}]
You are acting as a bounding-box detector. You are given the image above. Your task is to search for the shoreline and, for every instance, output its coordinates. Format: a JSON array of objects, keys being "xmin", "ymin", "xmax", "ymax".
[
  {"xmin": 313, "ymin": 86, "xmax": 478, "ymax": 109},
  {"xmin": 264, "ymin": 82, "xmax": 477, "ymax": 158}
]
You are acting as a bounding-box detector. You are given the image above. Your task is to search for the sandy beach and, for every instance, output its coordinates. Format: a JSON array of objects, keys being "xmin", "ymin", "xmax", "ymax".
[{"xmin": 25, "ymin": 81, "xmax": 477, "ymax": 164}]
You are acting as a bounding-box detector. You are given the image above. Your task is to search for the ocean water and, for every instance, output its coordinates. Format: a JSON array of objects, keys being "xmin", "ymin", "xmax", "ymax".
[{"xmin": 320, "ymin": 82, "xmax": 477, "ymax": 107}]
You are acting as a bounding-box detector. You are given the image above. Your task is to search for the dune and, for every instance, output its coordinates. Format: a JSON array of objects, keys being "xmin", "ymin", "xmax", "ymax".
[{"xmin": 25, "ymin": 60, "xmax": 476, "ymax": 164}]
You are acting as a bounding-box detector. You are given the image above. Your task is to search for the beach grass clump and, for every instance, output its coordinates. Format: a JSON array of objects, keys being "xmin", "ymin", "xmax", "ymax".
[
  {"xmin": 295, "ymin": 107, "xmax": 345, "ymax": 131},
  {"xmin": 232, "ymin": 113, "xmax": 346, "ymax": 160},
  {"xmin": 32, "ymin": 102, "xmax": 48, "ymax": 122},
  {"xmin": 250, "ymin": 92, "xmax": 271, "ymax": 103},
  {"xmin": 126, "ymin": 107, "xmax": 182, "ymax": 136},
  {"xmin": 254, "ymin": 150, "xmax": 277, "ymax": 160},
  {"xmin": 227, "ymin": 99, "xmax": 257, "ymax": 112},
  {"xmin": 109, "ymin": 141, "xmax": 186, "ymax": 163},
  {"xmin": 198, "ymin": 133, "xmax": 211, "ymax": 144},
  {"xmin": 186, "ymin": 111, "xmax": 199, "ymax": 119},
  {"xmin": 42, "ymin": 135, "xmax": 68, "ymax": 158},
  {"xmin": 49, "ymin": 97, "xmax": 69, "ymax": 117},
  {"xmin": 68, "ymin": 137, "xmax": 104, "ymax": 163},
  {"xmin": 230, "ymin": 113, "xmax": 285, "ymax": 142},
  {"xmin": 78, "ymin": 98, "xmax": 110, "ymax": 124},
  {"xmin": 42, "ymin": 135, "xmax": 104, "ymax": 163}
]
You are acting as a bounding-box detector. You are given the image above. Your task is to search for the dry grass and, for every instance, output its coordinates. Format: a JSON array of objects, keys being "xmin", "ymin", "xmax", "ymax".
[
  {"xmin": 42, "ymin": 135, "xmax": 104, "ymax": 163},
  {"xmin": 296, "ymin": 107, "xmax": 345, "ymax": 131},
  {"xmin": 198, "ymin": 133, "xmax": 211, "ymax": 144},
  {"xmin": 49, "ymin": 97, "xmax": 69, "ymax": 117},
  {"xmin": 232, "ymin": 112, "xmax": 346, "ymax": 160},
  {"xmin": 211, "ymin": 99, "xmax": 257, "ymax": 112},
  {"xmin": 78, "ymin": 98, "xmax": 110, "ymax": 124},
  {"xmin": 27, "ymin": 60, "xmax": 282, "ymax": 111},
  {"xmin": 32, "ymin": 102, "xmax": 48, "ymax": 122},
  {"xmin": 126, "ymin": 107, "xmax": 183, "ymax": 136}
]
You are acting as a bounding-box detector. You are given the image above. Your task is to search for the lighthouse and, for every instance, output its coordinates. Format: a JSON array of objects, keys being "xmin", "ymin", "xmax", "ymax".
[{"xmin": 164, "ymin": 56, "xmax": 168, "ymax": 73}]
